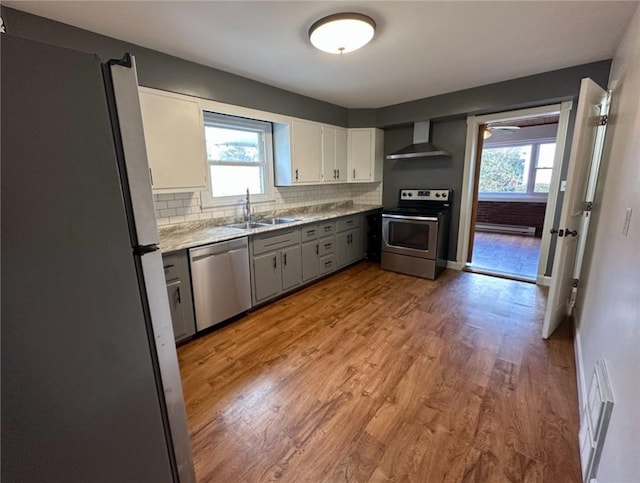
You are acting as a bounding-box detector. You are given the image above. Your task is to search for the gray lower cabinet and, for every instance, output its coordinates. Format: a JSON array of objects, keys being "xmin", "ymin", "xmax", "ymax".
[
  {"xmin": 336, "ymin": 215, "xmax": 364, "ymax": 268},
  {"xmin": 282, "ymin": 244, "xmax": 302, "ymax": 290},
  {"xmin": 162, "ymin": 251, "xmax": 196, "ymax": 343},
  {"xmin": 253, "ymin": 251, "xmax": 281, "ymax": 302},
  {"xmin": 302, "ymin": 240, "xmax": 319, "ymax": 282},
  {"xmin": 251, "ymin": 227, "xmax": 302, "ymax": 305}
]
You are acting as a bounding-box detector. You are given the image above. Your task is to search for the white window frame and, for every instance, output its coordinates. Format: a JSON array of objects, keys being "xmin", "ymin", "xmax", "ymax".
[
  {"xmin": 200, "ymin": 112, "xmax": 275, "ymax": 208},
  {"xmin": 478, "ymin": 137, "xmax": 557, "ymax": 203}
]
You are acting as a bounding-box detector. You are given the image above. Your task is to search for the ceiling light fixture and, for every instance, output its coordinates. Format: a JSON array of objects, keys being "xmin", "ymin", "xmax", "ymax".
[{"xmin": 309, "ymin": 13, "xmax": 376, "ymax": 54}]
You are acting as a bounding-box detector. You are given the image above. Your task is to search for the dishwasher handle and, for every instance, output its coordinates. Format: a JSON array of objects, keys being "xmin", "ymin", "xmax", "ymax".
[{"xmin": 189, "ymin": 237, "xmax": 248, "ymax": 262}]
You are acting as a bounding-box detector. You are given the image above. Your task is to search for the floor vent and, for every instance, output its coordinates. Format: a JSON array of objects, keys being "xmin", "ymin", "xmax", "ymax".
[
  {"xmin": 475, "ymin": 223, "xmax": 536, "ymax": 236},
  {"xmin": 579, "ymin": 358, "xmax": 614, "ymax": 482}
]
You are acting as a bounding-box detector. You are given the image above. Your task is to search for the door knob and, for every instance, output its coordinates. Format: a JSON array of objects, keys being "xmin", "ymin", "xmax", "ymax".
[
  {"xmin": 550, "ymin": 228, "xmax": 559, "ymax": 234},
  {"xmin": 564, "ymin": 229, "xmax": 578, "ymax": 237}
]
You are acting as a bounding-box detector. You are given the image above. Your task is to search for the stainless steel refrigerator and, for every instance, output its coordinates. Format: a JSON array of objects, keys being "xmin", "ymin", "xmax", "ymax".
[{"xmin": 1, "ymin": 34, "xmax": 195, "ymax": 482}]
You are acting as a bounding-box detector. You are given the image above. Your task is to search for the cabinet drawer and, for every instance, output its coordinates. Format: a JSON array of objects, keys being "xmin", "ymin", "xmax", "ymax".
[
  {"xmin": 319, "ymin": 221, "xmax": 335, "ymax": 236},
  {"xmin": 319, "ymin": 254, "xmax": 336, "ymax": 274},
  {"xmin": 163, "ymin": 255, "xmax": 180, "ymax": 281},
  {"xmin": 336, "ymin": 216, "xmax": 360, "ymax": 232},
  {"xmin": 252, "ymin": 228, "xmax": 301, "ymax": 255},
  {"xmin": 318, "ymin": 236, "xmax": 335, "ymax": 257},
  {"xmin": 301, "ymin": 224, "xmax": 318, "ymax": 242}
]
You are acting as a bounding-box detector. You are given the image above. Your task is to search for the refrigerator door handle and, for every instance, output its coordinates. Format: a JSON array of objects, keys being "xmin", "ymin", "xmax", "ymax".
[
  {"xmin": 140, "ymin": 250, "xmax": 195, "ymax": 483},
  {"xmin": 107, "ymin": 55, "xmax": 159, "ymax": 247}
]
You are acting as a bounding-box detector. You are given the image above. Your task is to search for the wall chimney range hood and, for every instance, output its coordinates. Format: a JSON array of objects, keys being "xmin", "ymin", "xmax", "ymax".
[{"xmin": 386, "ymin": 121, "xmax": 450, "ymax": 159}]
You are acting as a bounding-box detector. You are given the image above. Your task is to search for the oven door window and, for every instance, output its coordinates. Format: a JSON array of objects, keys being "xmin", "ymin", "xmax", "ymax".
[{"xmin": 389, "ymin": 221, "xmax": 430, "ymax": 251}]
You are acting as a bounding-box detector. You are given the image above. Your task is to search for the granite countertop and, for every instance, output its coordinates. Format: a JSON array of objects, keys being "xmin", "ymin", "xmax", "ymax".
[{"xmin": 158, "ymin": 202, "xmax": 382, "ymax": 253}]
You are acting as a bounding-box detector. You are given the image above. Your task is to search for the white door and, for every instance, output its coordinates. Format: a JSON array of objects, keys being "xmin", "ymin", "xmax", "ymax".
[{"xmin": 542, "ymin": 78, "xmax": 610, "ymax": 338}]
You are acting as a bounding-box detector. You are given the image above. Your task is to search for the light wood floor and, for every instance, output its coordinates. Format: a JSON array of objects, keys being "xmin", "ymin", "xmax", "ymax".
[
  {"xmin": 471, "ymin": 232, "xmax": 542, "ymax": 281},
  {"xmin": 178, "ymin": 263, "xmax": 580, "ymax": 482}
]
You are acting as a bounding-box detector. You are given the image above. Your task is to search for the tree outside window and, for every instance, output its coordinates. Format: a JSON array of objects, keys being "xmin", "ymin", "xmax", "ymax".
[{"xmin": 479, "ymin": 141, "xmax": 555, "ymax": 198}]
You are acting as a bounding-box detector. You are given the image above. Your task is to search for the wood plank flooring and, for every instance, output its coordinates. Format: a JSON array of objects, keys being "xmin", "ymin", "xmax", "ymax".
[{"xmin": 177, "ymin": 263, "xmax": 580, "ymax": 482}]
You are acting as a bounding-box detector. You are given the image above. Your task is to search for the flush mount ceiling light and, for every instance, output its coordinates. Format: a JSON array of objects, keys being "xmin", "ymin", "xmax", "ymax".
[{"xmin": 309, "ymin": 13, "xmax": 376, "ymax": 54}]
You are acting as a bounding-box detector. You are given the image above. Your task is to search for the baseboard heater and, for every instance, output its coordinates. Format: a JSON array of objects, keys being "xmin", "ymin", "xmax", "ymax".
[{"xmin": 475, "ymin": 223, "xmax": 536, "ymax": 236}]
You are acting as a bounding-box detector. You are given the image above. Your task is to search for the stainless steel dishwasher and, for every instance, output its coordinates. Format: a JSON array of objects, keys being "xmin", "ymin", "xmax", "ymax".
[{"xmin": 189, "ymin": 237, "xmax": 252, "ymax": 332}]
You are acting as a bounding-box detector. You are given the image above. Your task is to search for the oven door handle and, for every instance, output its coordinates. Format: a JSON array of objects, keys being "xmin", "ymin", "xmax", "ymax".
[{"xmin": 382, "ymin": 214, "xmax": 438, "ymax": 222}]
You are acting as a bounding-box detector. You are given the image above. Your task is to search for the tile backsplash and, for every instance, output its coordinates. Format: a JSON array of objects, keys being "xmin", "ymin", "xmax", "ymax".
[{"xmin": 154, "ymin": 183, "xmax": 382, "ymax": 226}]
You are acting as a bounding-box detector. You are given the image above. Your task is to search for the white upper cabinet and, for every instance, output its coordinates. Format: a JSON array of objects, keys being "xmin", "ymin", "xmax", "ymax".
[
  {"xmin": 139, "ymin": 88, "xmax": 207, "ymax": 193},
  {"xmin": 348, "ymin": 128, "xmax": 384, "ymax": 183},
  {"xmin": 322, "ymin": 125, "xmax": 348, "ymax": 183},
  {"xmin": 274, "ymin": 119, "xmax": 323, "ymax": 185}
]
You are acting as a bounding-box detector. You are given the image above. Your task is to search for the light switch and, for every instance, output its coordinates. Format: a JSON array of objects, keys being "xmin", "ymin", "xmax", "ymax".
[{"xmin": 622, "ymin": 208, "xmax": 632, "ymax": 236}]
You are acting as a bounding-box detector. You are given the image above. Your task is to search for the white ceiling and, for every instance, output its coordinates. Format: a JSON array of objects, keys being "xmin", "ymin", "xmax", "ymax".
[{"xmin": 4, "ymin": 1, "xmax": 638, "ymax": 108}]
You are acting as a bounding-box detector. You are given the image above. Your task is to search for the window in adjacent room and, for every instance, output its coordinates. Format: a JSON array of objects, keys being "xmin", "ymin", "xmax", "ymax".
[
  {"xmin": 478, "ymin": 139, "xmax": 556, "ymax": 200},
  {"xmin": 201, "ymin": 111, "xmax": 274, "ymax": 207}
]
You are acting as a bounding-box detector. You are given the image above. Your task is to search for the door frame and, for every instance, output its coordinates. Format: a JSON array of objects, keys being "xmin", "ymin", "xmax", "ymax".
[{"xmin": 456, "ymin": 101, "xmax": 573, "ymax": 284}]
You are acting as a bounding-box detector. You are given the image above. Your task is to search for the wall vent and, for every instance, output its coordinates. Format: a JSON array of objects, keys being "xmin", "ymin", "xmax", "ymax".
[{"xmin": 578, "ymin": 358, "xmax": 614, "ymax": 481}]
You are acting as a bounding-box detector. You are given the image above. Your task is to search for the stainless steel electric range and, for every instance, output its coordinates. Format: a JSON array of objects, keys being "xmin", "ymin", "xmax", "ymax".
[{"xmin": 381, "ymin": 189, "xmax": 452, "ymax": 280}]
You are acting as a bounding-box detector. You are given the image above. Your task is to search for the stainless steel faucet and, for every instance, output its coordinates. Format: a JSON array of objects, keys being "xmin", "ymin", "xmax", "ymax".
[{"xmin": 244, "ymin": 188, "xmax": 252, "ymax": 221}]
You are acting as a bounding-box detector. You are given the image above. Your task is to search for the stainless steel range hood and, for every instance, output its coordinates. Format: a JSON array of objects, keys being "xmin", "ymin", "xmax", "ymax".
[{"xmin": 386, "ymin": 121, "xmax": 450, "ymax": 159}]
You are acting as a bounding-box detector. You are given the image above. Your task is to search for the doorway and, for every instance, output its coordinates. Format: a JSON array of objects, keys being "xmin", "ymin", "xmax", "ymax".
[
  {"xmin": 457, "ymin": 102, "xmax": 573, "ymax": 285},
  {"xmin": 470, "ymin": 116, "xmax": 559, "ymax": 281}
]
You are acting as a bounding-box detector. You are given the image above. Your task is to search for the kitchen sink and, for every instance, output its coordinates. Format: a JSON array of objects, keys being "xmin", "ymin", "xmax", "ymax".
[
  {"xmin": 227, "ymin": 221, "xmax": 270, "ymax": 230},
  {"xmin": 260, "ymin": 217, "xmax": 300, "ymax": 225}
]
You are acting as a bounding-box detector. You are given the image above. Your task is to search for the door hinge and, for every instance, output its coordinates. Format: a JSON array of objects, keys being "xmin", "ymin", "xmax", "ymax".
[
  {"xmin": 599, "ymin": 115, "xmax": 608, "ymax": 126},
  {"xmin": 568, "ymin": 287, "xmax": 578, "ymax": 312},
  {"xmin": 572, "ymin": 278, "xmax": 579, "ymax": 288},
  {"xmin": 586, "ymin": 201, "xmax": 593, "ymax": 211}
]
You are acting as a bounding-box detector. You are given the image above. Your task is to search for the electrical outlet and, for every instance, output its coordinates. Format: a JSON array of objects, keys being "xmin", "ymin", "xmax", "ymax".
[{"xmin": 622, "ymin": 208, "xmax": 632, "ymax": 236}]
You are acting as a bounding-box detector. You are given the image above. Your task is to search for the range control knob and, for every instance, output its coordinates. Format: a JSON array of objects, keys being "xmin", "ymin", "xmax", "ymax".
[
  {"xmin": 408, "ymin": 192, "xmax": 413, "ymax": 197},
  {"xmin": 435, "ymin": 192, "xmax": 440, "ymax": 197}
]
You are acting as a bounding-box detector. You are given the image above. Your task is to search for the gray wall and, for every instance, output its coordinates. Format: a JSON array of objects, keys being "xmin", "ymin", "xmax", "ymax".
[
  {"xmin": 383, "ymin": 120, "xmax": 467, "ymax": 260},
  {"xmin": 4, "ymin": 6, "xmax": 610, "ymax": 270},
  {"xmin": 1, "ymin": 6, "xmax": 348, "ymax": 126},
  {"xmin": 376, "ymin": 65, "xmax": 608, "ymax": 269},
  {"xmin": 349, "ymin": 61, "xmax": 611, "ymax": 127}
]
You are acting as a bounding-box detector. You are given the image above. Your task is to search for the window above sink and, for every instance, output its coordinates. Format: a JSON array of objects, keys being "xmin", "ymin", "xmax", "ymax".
[{"xmin": 201, "ymin": 112, "xmax": 275, "ymax": 208}]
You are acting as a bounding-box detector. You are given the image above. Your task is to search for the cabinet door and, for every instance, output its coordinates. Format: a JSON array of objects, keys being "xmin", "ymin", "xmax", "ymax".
[
  {"xmin": 281, "ymin": 245, "xmax": 302, "ymax": 291},
  {"xmin": 139, "ymin": 89, "xmax": 207, "ymax": 193},
  {"xmin": 350, "ymin": 227, "xmax": 363, "ymax": 263},
  {"xmin": 302, "ymin": 241, "xmax": 319, "ymax": 282},
  {"xmin": 348, "ymin": 130, "xmax": 372, "ymax": 181},
  {"xmin": 166, "ymin": 279, "xmax": 188, "ymax": 341},
  {"xmin": 336, "ymin": 231, "xmax": 350, "ymax": 268},
  {"xmin": 292, "ymin": 119, "xmax": 322, "ymax": 183},
  {"xmin": 253, "ymin": 252, "xmax": 281, "ymax": 303},
  {"xmin": 322, "ymin": 126, "xmax": 337, "ymax": 182},
  {"xmin": 335, "ymin": 128, "xmax": 348, "ymax": 181}
]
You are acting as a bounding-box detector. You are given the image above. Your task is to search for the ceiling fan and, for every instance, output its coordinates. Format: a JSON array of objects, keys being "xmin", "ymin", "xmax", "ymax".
[{"xmin": 483, "ymin": 124, "xmax": 520, "ymax": 139}]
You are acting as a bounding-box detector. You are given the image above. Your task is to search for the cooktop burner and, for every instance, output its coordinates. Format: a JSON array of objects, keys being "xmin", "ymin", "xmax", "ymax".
[{"xmin": 383, "ymin": 188, "xmax": 452, "ymax": 216}]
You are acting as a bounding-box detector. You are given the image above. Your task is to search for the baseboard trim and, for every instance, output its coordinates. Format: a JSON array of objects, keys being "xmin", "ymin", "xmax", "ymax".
[
  {"xmin": 573, "ymin": 318, "xmax": 587, "ymax": 419},
  {"xmin": 446, "ymin": 260, "xmax": 464, "ymax": 270}
]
